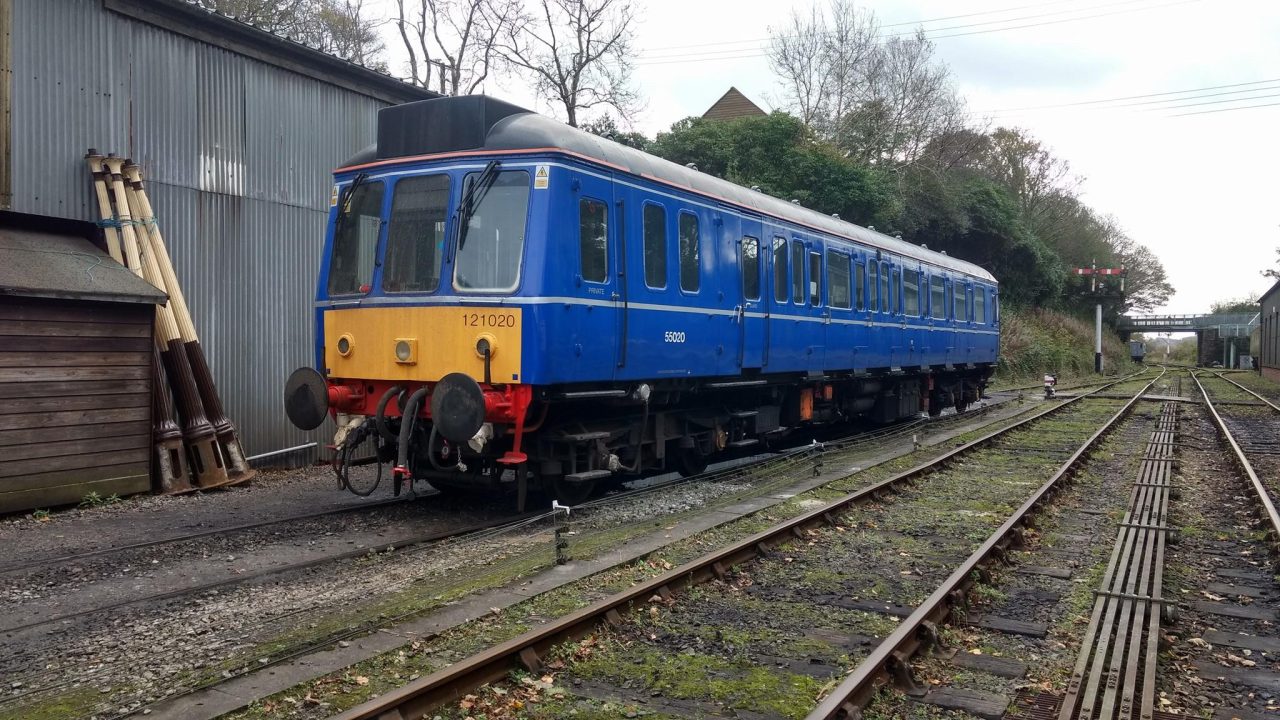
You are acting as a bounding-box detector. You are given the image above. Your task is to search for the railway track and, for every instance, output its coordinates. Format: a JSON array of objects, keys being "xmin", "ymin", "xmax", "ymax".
[
  {"xmin": 1192, "ymin": 371, "xmax": 1280, "ymax": 555},
  {"xmin": 324, "ymin": 371, "xmax": 1160, "ymax": 720},
  {"xmin": 0, "ymin": 491, "xmax": 431, "ymax": 576},
  {"xmin": 1, "ymin": 386, "xmax": 1043, "ymax": 720}
]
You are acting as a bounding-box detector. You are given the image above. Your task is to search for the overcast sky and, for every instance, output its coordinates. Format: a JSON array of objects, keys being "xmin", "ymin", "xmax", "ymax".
[{"xmin": 370, "ymin": 0, "xmax": 1280, "ymax": 314}]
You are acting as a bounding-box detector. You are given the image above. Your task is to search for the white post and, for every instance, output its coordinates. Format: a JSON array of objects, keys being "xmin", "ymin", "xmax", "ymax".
[{"xmin": 1096, "ymin": 303, "xmax": 1104, "ymax": 374}]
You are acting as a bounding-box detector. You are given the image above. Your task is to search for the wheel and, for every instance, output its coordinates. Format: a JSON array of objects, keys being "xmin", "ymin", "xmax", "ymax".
[
  {"xmin": 549, "ymin": 475, "xmax": 595, "ymax": 506},
  {"xmin": 675, "ymin": 447, "xmax": 709, "ymax": 478}
]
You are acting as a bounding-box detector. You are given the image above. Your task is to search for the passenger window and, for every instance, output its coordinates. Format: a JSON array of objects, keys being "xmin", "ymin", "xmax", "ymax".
[
  {"xmin": 773, "ymin": 237, "xmax": 788, "ymax": 302},
  {"xmin": 855, "ymin": 262, "xmax": 865, "ymax": 311},
  {"xmin": 579, "ymin": 198, "xmax": 608, "ymax": 283},
  {"xmin": 678, "ymin": 212, "xmax": 700, "ymax": 292},
  {"xmin": 903, "ymin": 270, "xmax": 920, "ymax": 316},
  {"xmin": 975, "ymin": 287, "xmax": 987, "ymax": 323},
  {"xmin": 930, "ymin": 276, "xmax": 947, "ymax": 319},
  {"xmin": 880, "ymin": 262, "xmax": 891, "ymax": 314},
  {"xmin": 809, "ymin": 252, "xmax": 821, "ymax": 306},
  {"xmin": 953, "ymin": 282, "xmax": 968, "ymax": 321},
  {"xmin": 383, "ymin": 174, "xmax": 449, "ymax": 293},
  {"xmin": 791, "ymin": 240, "xmax": 804, "ymax": 304},
  {"xmin": 993, "ymin": 293, "xmax": 1000, "ymax": 324},
  {"xmin": 741, "ymin": 236, "xmax": 760, "ymax": 301},
  {"xmin": 828, "ymin": 252, "xmax": 851, "ymax": 309},
  {"xmin": 868, "ymin": 262, "xmax": 879, "ymax": 312},
  {"xmin": 642, "ymin": 203, "xmax": 667, "ymax": 289}
]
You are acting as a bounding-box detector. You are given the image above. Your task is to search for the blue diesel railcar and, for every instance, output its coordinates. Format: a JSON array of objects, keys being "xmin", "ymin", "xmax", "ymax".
[{"xmin": 286, "ymin": 96, "xmax": 999, "ymax": 504}]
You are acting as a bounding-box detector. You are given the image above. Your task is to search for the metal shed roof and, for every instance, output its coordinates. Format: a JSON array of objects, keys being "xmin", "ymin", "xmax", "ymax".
[{"xmin": 0, "ymin": 228, "xmax": 167, "ymax": 305}]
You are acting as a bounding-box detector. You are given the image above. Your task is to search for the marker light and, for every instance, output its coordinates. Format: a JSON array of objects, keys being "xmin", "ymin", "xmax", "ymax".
[{"xmin": 394, "ymin": 338, "xmax": 418, "ymax": 364}]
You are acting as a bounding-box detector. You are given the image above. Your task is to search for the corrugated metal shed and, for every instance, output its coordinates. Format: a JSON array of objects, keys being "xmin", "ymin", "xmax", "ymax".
[
  {"xmin": 4, "ymin": 0, "xmax": 436, "ymax": 462},
  {"xmin": 1260, "ymin": 280, "xmax": 1280, "ymax": 381}
]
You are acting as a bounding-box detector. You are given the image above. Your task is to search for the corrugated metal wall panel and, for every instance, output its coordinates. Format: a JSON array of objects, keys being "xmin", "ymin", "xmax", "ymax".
[
  {"xmin": 9, "ymin": 0, "xmax": 393, "ymax": 460},
  {"xmin": 128, "ymin": 20, "xmax": 200, "ymax": 189},
  {"xmin": 196, "ymin": 44, "xmax": 247, "ymax": 197},
  {"xmin": 12, "ymin": 0, "xmax": 128, "ymax": 218}
]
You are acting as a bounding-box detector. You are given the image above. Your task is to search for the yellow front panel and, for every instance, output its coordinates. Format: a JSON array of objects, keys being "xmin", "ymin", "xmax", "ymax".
[{"xmin": 323, "ymin": 306, "xmax": 522, "ymax": 383}]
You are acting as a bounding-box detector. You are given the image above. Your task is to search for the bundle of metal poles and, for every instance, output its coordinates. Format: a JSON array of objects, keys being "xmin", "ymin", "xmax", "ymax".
[{"xmin": 85, "ymin": 150, "xmax": 255, "ymax": 492}]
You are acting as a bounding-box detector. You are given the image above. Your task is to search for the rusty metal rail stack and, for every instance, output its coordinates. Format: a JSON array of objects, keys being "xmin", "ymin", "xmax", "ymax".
[
  {"xmin": 1054, "ymin": 402, "xmax": 1178, "ymax": 720},
  {"xmin": 330, "ymin": 371, "xmax": 1161, "ymax": 720}
]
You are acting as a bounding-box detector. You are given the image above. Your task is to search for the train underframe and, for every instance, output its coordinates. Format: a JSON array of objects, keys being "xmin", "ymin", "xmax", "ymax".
[{"xmin": 340, "ymin": 367, "xmax": 992, "ymax": 506}]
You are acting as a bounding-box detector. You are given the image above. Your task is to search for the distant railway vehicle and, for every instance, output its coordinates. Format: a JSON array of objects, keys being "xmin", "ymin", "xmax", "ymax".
[
  {"xmin": 1130, "ymin": 340, "xmax": 1146, "ymax": 363},
  {"xmin": 285, "ymin": 96, "xmax": 1001, "ymax": 504}
]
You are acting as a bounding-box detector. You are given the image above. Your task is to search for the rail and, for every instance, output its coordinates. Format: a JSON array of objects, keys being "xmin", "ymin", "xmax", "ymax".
[
  {"xmin": 1191, "ymin": 372, "xmax": 1280, "ymax": 555},
  {"xmin": 330, "ymin": 370, "xmax": 1158, "ymax": 720},
  {"xmin": 807, "ymin": 368, "xmax": 1164, "ymax": 719}
]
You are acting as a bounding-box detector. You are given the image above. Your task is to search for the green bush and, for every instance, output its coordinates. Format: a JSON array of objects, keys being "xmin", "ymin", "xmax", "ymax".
[{"xmin": 996, "ymin": 306, "xmax": 1130, "ymax": 383}]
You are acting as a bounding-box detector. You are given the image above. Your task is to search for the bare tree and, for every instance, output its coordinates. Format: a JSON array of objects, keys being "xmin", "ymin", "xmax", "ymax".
[
  {"xmin": 199, "ymin": 0, "xmax": 385, "ymax": 66},
  {"xmin": 315, "ymin": 0, "xmax": 385, "ymax": 69},
  {"xmin": 768, "ymin": 4, "xmax": 831, "ymax": 128},
  {"xmin": 394, "ymin": 0, "xmax": 522, "ymax": 95},
  {"xmin": 839, "ymin": 30, "xmax": 966, "ymax": 166},
  {"xmin": 768, "ymin": 1, "xmax": 878, "ymax": 133},
  {"xmin": 769, "ymin": 5, "xmax": 964, "ymax": 167},
  {"xmin": 497, "ymin": 0, "xmax": 639, "ymax": 127}
]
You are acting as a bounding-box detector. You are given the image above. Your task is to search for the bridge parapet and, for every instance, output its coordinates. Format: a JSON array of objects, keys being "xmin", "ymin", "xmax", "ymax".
[{"xmin": 1117, "ymin": 312, "xmax": 1259, "ymax": 333}]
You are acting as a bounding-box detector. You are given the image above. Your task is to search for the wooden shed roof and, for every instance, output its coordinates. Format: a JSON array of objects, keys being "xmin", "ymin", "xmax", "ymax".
[
  {"xmin": 0, "ymin": 228, "xmax": 167, "ymax": 305},
  {"xmin": 702, "ymin": 87, "xmax": 767, "ymax": 121}
]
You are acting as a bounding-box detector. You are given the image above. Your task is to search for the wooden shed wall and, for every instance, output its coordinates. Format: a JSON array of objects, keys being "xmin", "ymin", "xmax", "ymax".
[{"xmin": 0, "ymin": 298, "xmax": 153, "ymax": 513}]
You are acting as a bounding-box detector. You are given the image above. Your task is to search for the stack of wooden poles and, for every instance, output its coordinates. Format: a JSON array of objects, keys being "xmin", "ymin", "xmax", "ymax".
[{"xmin": 85, "ymin": 150, "xmax": 255, "ymax": 493}]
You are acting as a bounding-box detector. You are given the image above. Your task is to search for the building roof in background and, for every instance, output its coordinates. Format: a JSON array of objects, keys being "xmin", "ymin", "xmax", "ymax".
[
  {"xmin": 0, "ymin": 226, "xmax": 167, "ymax": 305},
  {"xmin": 702, "ymin": 87, "xmax": 767, "ymax": 121},
  {"xmin": 103, "ymin": 0, "xmax": 439, "ymax": 105}
]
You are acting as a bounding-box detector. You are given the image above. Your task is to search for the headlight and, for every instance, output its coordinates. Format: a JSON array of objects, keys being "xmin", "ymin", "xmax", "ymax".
[
  {"xmin": 474, "ymin": 334, "xmax": 497, "ymax": 358},
  {"xmin": 394, "ymin": 338, "xmax": 417, "ymax": 364},
  {"xmin": 336, "ymin": 334, "xmax": 354, "ymax": 357}
]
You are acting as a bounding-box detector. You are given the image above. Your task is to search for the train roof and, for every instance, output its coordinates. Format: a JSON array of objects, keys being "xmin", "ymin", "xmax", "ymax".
[{"xmin": 348, "ymin": 95, "xmax": 997, "ymax": 284}]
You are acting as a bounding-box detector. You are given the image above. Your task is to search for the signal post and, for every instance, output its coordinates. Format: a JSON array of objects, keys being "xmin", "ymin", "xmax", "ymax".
[{"xmin": 1073, "ymin": 262, "xmax": 1127, "ymax": 374}]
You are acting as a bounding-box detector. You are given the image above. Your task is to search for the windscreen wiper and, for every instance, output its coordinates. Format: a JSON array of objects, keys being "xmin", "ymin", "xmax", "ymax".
[
  {"xmin": 452, "ymin": 160, "xmax": 501, "ymax": 256},
  {"xmin": 333, "ymin": 171, "xmax": 369, "ymax": 238}
]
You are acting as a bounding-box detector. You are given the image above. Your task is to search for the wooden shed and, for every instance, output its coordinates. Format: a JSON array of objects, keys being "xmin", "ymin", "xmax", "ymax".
[{"xmin": 0, "ymin": 213, "xmax": 166, "ymax": 513}]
